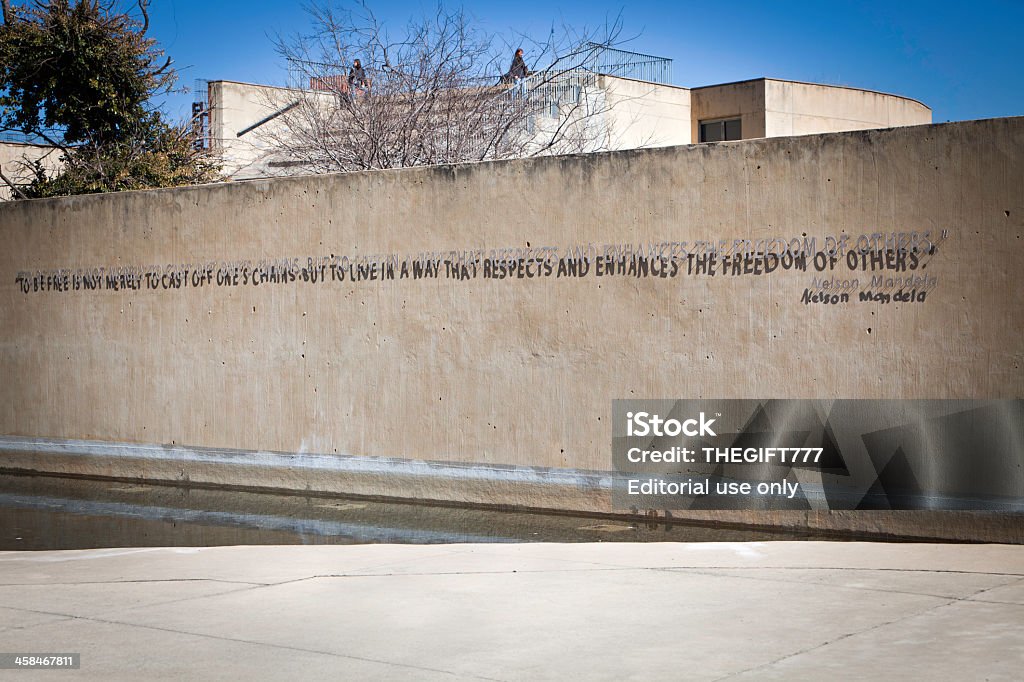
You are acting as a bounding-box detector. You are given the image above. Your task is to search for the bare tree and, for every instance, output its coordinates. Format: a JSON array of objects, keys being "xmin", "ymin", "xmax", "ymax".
[{"xmin": 258, "ymin": 2, "xmax": 633, "ymax": 173}]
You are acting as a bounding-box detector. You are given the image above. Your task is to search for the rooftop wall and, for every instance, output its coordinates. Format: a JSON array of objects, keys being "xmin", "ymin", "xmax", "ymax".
[
  {"xmin": 599, "ymin": 75, "xmax": 692, "ymax": 147},
  {"xmin": 691, "ymin": 79, "xmax": 767, "ymax": 140},
  {"xmin": 764, "ymin": 79, "xmax": 932, "ymax": 137},
  {"xmin": 208, "ymin": 77, "xmax": 931, "ymax": 182},
  {"xmin": 209, "ymin": 77, "xmax": 693, "ymax": 179},
  {"xmin": 691, "ymin": 79, "xmax": 931, "ymax": 141},
  {"xmin": 208, "ymin": 80, "xmax": 308, "ymax": 180}
]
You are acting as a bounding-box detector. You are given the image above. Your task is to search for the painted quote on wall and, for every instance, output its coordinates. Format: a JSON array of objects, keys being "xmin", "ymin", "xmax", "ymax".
[{"xmin": 15, "ymin": 229, "xmax": 948, "ymax": 305}]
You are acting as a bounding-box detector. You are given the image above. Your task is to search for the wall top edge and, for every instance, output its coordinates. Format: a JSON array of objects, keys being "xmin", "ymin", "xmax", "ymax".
[{"xmin": 2, "ymin": 115, "xmax": 1020, "ymax": 213}]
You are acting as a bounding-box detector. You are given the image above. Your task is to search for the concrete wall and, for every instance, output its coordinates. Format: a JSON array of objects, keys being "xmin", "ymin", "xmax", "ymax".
[
  {"xmin": 599, "ymin": 75, "xmax": 692, "ymax": 147},
  {"xmin": 764, "ymin": 79, "xmax": 932, "ymax": 137},
  {"xmin": 208, "ymin": 80, "xmax": 310, "ymax": 180},
  {"xmin": 0, "ymin": 142, "xmax": 63, "ymax": 201},
  {"xmin": 1, "ymin": 117, "xmax": 1022, "ymax": 538},
  {"xmin": 691, "ymin": 79, "xmax": 767, "ymax": 141},
  {"xmin": 692, "ymin": 78, "xmax": 931, "ymax": 141}
]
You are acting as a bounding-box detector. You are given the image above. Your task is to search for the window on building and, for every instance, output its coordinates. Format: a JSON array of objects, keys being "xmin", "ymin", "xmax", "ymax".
[{"xmin": 699, "ymin": 118, "xmax": 742, "ymax": 143}]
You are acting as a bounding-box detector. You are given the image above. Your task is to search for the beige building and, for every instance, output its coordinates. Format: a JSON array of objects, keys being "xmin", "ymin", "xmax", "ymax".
[
  {"xmin": 691, "ymin": 78, "xmax": 932, "ymax": 141},
  {"xmin": 0, "ymin": 52, "xmax": 932, "ymax": 194},
  {"xmin": 201, "ymin": 69, "xmax": 930, "ymax": 180},
  {"xmin": 0, "ymin": 140, "xmax": 62, "ymax": 201}
]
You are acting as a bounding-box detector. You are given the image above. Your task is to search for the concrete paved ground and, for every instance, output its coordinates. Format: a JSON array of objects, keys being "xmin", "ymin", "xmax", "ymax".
[{"xmin": 0, "ymin": 542, "xmax": 1021, "ymax": 680}]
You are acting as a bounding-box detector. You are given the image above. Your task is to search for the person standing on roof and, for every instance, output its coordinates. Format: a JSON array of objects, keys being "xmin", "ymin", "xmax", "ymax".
[
  {"xmin": 508, "ymin": 48, "xmax": 528, "ymax": 82},
  {"xmin": 349, "ymin": 59, "xmax": 367, "ymax": 91}
]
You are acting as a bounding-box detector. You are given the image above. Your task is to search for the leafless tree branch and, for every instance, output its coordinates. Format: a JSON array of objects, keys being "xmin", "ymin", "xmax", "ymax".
[
  {"xmin": 137, "ymin": 0, "xmax": 148, "ymax": 33},
  {"xmin": 255, "ymin": 1, "xmax": 631, "ymax": 174}
]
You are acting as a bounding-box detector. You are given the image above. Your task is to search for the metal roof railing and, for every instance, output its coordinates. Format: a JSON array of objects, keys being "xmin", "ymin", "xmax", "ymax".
[
  {"xmin": 568, "ymin": 43, "xmax": 673, "ymax": 85},
  {"xmin": 0, "ymin": 131, "xmax": 45, "ymax": 145}
]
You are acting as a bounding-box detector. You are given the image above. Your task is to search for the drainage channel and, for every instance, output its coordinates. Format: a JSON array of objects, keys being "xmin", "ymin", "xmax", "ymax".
[{"xmin": 1, "ymin": 473, "xmax": 858, "ymax": 549}]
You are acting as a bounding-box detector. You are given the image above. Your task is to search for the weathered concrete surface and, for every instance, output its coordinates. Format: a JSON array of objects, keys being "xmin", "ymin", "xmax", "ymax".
[
  {"xmin": 1, "ymin": 117, "xmax": 1023, "ymax": 535},
  {"xmin": 0, "ymin": 542, "xmax": 1021, "ymax": 680}
]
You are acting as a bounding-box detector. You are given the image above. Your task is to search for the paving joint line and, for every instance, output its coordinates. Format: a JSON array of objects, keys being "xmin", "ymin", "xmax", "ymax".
[
  {"xmin": 654, "ymin": 566, "xmax": 1024, "ymax": 603},
  {"xmin": 0, "ymin": 578, "xmax": 268, "ymax": 587}
]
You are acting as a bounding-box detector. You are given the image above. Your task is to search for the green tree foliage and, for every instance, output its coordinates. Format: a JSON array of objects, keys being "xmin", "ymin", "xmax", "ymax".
[{"xmin": 0, "ymin": 0, "xmax": 219, "ymax": 198}]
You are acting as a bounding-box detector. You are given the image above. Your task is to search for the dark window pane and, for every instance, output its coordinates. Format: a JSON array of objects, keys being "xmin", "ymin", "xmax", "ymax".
[
  {"xmin": 725, "ymin": 118, "xmax": 742, "ymax": 140},
  {"xmin": 700, "ymin": 121, "xmax": 725, "ymax": 142},
  {"xmin": 699, "ymin": 118, "xmax": 741, "ymax": 143}
]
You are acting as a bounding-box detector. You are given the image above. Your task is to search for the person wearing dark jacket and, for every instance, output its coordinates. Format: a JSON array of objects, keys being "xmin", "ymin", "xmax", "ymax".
[
  {"xmin": 508, "ymin": 48, "xmax": 528, "ymax": 81},
  {"xmin": 500, "ymin": 49, "xmax": 528, "ymax": 84},
  {"xmin": 349, "ymin": 59, "xmax": 367, "ymax": 89}
]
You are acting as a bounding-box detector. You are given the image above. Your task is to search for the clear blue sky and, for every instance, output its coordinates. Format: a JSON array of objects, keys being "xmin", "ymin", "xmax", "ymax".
[{"xmin": 147, "ymin": 0, "xmax": 1024, "ymax": 124}]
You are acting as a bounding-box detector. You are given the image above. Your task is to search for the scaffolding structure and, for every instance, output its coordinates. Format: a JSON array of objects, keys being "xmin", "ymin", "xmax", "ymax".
[{"xmin": 191, "ymin": 79, "xmax": 211, "ymax": 150}]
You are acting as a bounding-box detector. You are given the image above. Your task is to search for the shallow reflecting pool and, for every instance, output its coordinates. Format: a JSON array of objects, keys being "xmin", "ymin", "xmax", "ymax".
[{"xmin": 1, "ymin": 473, "xmax": 873, "ymax": 549}]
